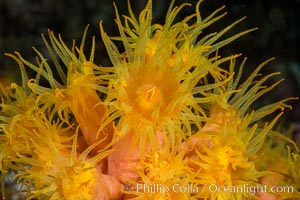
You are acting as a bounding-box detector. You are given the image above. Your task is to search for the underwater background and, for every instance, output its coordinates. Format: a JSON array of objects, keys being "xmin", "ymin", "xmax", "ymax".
[{"xmin": 1, "ymin": 0, "xmax": 300, "ymax": 199}]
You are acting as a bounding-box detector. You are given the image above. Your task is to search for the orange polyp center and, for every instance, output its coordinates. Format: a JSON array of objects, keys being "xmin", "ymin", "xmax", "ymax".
[
  {"xmin": 125, "ymin": 66, "xmax": 181, "ymax": 121},
  {"xmin": 146, "ymin": 86, "xmax": 157, "ymax": 102},
  {"xmin": 133, "ymin": 84, "xmax": 164, "ymax": 119}
]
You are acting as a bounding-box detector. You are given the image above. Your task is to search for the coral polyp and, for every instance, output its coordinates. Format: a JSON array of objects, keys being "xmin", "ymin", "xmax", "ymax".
[
  {"xmin": 99, "ymin": 0, "xmax": 257, "ymax": 148},
  {"xmin": 0, "ymin": 0, "xmax": 299, "ymax": 199}
]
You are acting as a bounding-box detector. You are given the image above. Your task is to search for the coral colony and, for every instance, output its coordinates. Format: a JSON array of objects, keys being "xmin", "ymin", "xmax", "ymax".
[{"xmin": 0, "ymin": 0, "xmax": 299, "ymax": 199}]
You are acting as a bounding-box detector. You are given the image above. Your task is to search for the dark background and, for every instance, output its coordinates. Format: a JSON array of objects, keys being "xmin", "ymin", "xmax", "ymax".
[
  {"xmin": 0, "ymin": 0, "xmax": 300, "ymax": 198},
  {"xmin": 1, "ymin": 0, "xmax": 299, "ymax": 122}
]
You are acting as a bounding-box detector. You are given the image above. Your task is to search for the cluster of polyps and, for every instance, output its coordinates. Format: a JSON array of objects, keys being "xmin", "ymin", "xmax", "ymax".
[{"xmin": 0, "ymin": 0, "xmax": 299, "ymax": 199}]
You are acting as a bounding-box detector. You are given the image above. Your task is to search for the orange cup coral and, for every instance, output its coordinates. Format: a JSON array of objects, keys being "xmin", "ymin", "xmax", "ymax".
[{"xmin": 0, "ymin": 0, "xmax": 299, "ymax": 199}]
